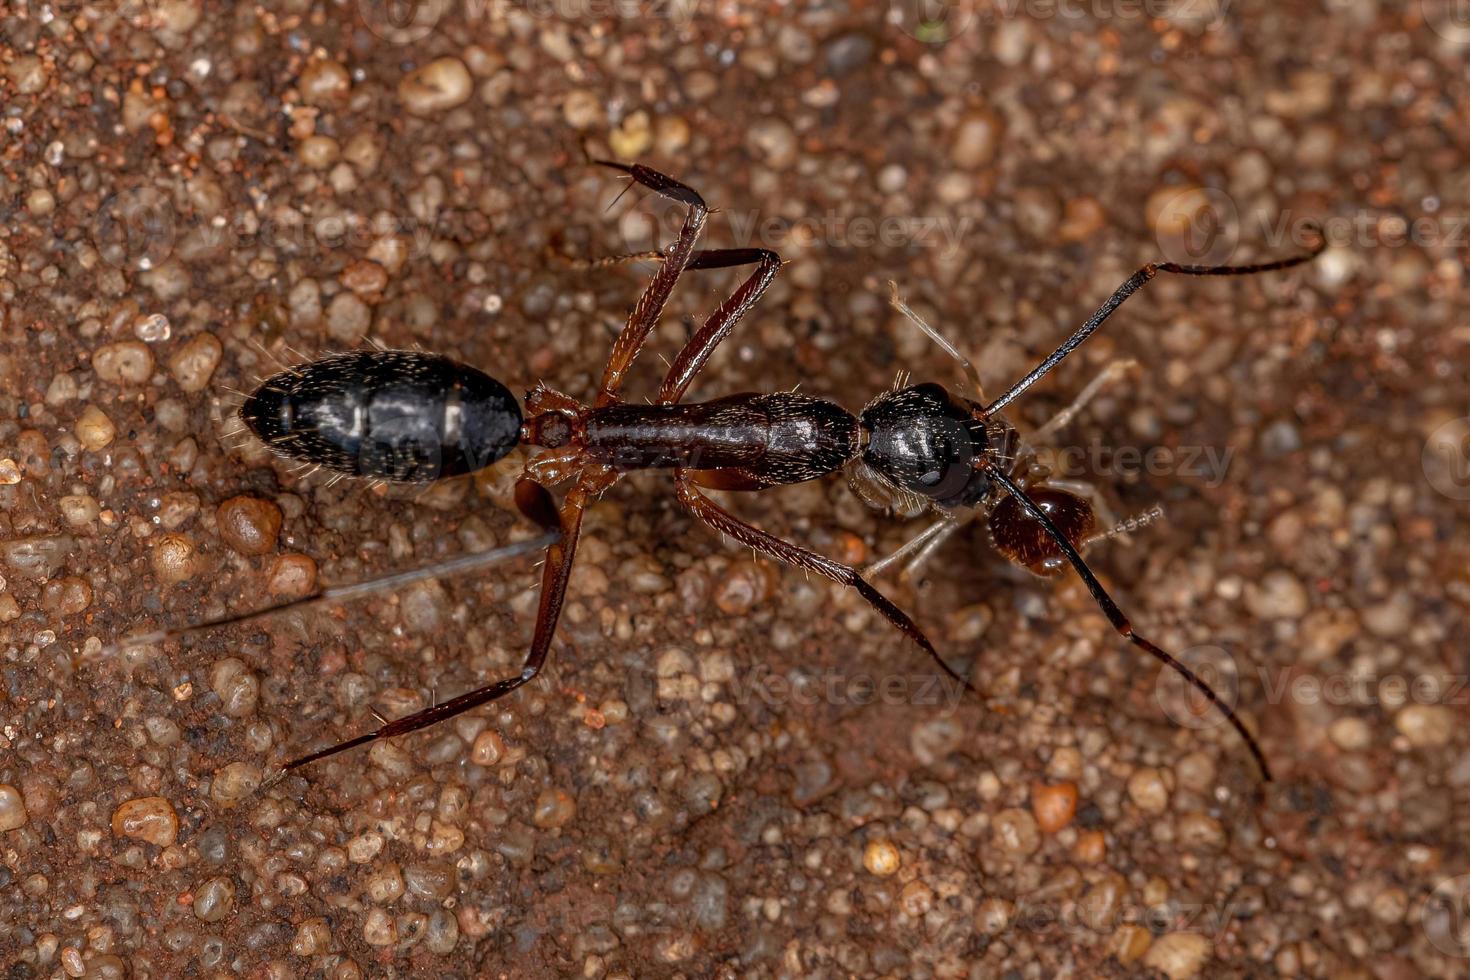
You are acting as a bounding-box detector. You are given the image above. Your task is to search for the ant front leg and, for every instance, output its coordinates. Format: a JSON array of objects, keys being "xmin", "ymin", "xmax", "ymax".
[
  {"xmin": 591, "ymin": 162, "xmax": 708, "ymax": 407},
  {"xmin": 564, "ymin": 240, "xmax": 783, "ymax": 405}
]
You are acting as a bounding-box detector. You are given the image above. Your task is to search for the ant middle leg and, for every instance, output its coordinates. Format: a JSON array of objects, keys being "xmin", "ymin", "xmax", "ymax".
[
  {"xmin": 672, "ymin": 472, "xmax": 976, "ymax": 694},
  {"xmin": 1030, "ymin": 358, "xmax": 1138, "ymax": 443},
  {"xmin": 865, "ymin": 511, "xmax": 974, "ymax": 582}
]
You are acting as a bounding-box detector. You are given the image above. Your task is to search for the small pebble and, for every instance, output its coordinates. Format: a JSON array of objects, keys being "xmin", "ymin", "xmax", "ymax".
[
  {"xmin": 1031, "ymin": 782, "xmax": 1079, "ymax": 833},
  {"xmin": 363, "ymin": 908, "xmax": 397, "ymax": 945},
  {"xmin": 1126, "ymin": 767, "xmax": 1170, "ymax": 814},
  {"xmin": 974, "ymin": 897, "xmax": 1012, "ymax": 933},
  {"xmin": 398, "ymin": 57, "xmax": 473, "ymax": 115},
  {"xmin": 151, "ymin": 534, "xmax": 199, "ymax": 584},
  {"xmin": 1396, "ymin": 704, "xmax": 1454, "ymax": 748},
  {"xmin": 298, "ymin": 59, "xmax": 350, "ymax": 106},
  {"xmin": 1177, "ymin": 812, "xmax": 1226, "ymax": 850},
  {"xmin": 532, "ymin": 788, "xmax": 577, "ymax": 829},
  {"xmin": 1243, "ymin": 569, "xmax": 1309, "ymax": 620},
  {"xmin": 297, "ymin": 134, "xmax": 339, "ymax": 170},
  {"xmin": 342, "ymin": 259, "xmax": 388, "ymax": 297},
  {"xmin": 209, "ymin": 762, "xmax": 260, "ymax": 805},
  {"xmin": 111, "ymin": 796, "xmax": 179, "ymax": 846},
  {"xmin": 169, "ymin": 333, "xmax": 222, "ymax": 393},
  {"xmin": 746, "ymin": 117, "xmax": 797, "ymax": 169},
  {"xmin": 266, "ymin": 553, "xmax": 317, "ymax": 597},
  {"xmin": 215, "ymin": 495, "xmax": 283, "ymax": 555},
  {"xmin": 952, "ymin": 109, "xmax": 1003, "ymax": 168},
  {"xmin": 193, "ymin": 876, "xmax": 235, "ymax": 922},
  {"xmin": 991, "ymin": 807, "xmax": 1041, "ymax": 856},
  {"xmin": 609, "ymin": 109, "xmax": 653, "ymax": 159},
  {"xmin": 0, "ymin": 785, "xmax": 28, "ymax": 831},
  {"xmin": 1142, "ymin": 931, "xmax": 1212, "ymax": 980},
  {"xmin": 470, "ymin": 730, "xmax": 506, "ymax": 766},
  {"xmin": 209, "ymin": 657, "xmax": 259, "ymax": 717},
  {"xmin": 1328, "ymin": 716, "xmax": 1372, "ymax": 751},
  {"xmin": 325, "ymin": 291, "xmax": 371, "ymax": 344},
  {"xmin": 863, "ymin": 838, "xmax": 901, "ymax": 876},
  {"xmin": 93, "ymin": 341, "xmax": 154, "ymax": 384},
  {"xmin": 75, "ymin": 406, "xmax": 116, "ymax": 450},
  {"xmin": 562, "ymin": 89, "xmax": 603, "ymax": 129}
]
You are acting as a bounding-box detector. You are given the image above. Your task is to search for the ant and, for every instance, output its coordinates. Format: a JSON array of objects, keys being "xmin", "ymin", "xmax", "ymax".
[{"xmin": 127, "ymin": 162, "xmax": 1324, "ymax": 782}]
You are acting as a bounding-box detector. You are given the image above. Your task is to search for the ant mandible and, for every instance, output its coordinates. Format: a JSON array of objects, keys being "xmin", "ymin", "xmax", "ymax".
[{"xmin": 133, "ymin": 162, "xmax": 1324, "ymax": 781}]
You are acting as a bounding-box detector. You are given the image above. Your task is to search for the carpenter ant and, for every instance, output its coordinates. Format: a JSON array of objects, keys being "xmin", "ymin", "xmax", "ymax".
[{"xmin": 126, "ymin": 162, "xmax": 1324, "ymax": 781}]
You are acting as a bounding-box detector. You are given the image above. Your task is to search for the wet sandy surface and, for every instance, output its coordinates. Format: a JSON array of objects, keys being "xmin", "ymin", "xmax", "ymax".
[{"xmin": 3, "ymin": 1, "xmax": 1469, "ymax": 976}]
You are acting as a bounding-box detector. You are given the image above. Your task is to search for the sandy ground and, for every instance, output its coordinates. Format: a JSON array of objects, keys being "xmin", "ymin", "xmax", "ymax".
[{"xmin": 3, "ymin": 0, "xmax": 1469, "ymax": 976}]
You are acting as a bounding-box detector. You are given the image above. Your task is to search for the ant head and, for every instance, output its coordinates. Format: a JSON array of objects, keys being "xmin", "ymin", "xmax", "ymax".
[
  {"xmin": 857, "ymin": 382, "xmax": 990, "ymax": 508},
  {"xmin": 987, "ymin": 487, "xmax": 1096, "ymax": 576}
]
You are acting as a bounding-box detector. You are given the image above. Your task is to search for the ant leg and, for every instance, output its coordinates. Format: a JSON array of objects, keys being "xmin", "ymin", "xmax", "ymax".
[
  {"xmin": 672, "ymin": 472, "xmax": 976, "ymax": 694},
  {"xmin": 591, "ymin": 162, "xmax": 708, "ymax": 406},
  {"xmin": 105, "ymin": 533, "xmax": 558, "ymax": 655},
  {"xmin": 1030, "ymin": 358, "xmax": 1138, "ymax": 443},
  {"xmin": 981, "ymin": 227, "xmax": 1325, "ymax": 418},
  {"xmin": 560, "ymin": 247, "xmax": 775, "ymax": 274},
  {"xmin": 866, "ymin": 513, "xmax": 969, "ymax": 580},
  {"xmin": 658, "ymin": 249, "xmax": 783, "ymax": 403},
  {"xmin": 979, "ymin": 458, "xmax": 1272, "ymax": 781},
  {"xmin": 887, "ymin": 280, "xmax": 985, "ymax": 403},
  {"xmin": 281, "ymin": 470, "xmax": 608, "ymax": 771}
]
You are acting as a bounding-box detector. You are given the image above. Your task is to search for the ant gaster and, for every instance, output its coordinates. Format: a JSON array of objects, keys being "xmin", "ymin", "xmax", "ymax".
[{"xmin": 138, "ymin": 163, "xmax": 1324, "ymax": 781}]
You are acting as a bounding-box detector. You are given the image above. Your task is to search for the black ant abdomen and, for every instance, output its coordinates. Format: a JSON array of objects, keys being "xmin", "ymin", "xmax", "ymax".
[{"xmin": 241, "ymin": 350, "xmax": 523, "ymax": 482}]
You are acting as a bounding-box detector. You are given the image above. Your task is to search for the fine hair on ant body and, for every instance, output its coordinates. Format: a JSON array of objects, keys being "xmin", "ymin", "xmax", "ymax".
[{"xmin": 123, "ymin": 162, "xmax": 1325, "ymax": 782}]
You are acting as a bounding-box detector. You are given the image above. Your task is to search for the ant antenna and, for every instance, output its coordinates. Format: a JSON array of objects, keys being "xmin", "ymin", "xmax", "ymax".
[
  {"xmin": 887, "ymin": 280, "xmax": 986, "ymax": 402},
  {"xmin": 107, "ymin": 532, "xmax": 558, "ymax": 654},
  {"xmin": 978, "ymin": 458, "xmax": 1272, "ymax": 781},
  {"xmin": 980, "ymin": 227, "xmax": 1325, "ymax": 419}
]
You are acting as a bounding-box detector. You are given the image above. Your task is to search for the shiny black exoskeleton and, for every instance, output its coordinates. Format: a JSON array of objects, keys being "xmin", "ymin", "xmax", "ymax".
[
  {"xmin": 241, "ymin": 351, "xmax": 522, "ymax": 481},
  {"xmin": 859, "ymin": 383, "xmax": 991, "ymax": 507}
]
